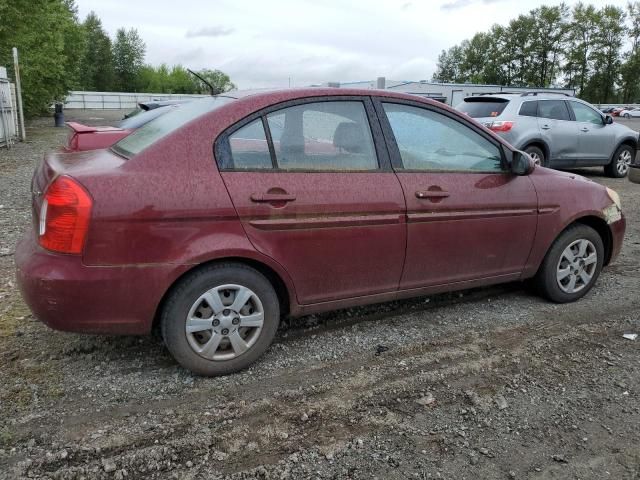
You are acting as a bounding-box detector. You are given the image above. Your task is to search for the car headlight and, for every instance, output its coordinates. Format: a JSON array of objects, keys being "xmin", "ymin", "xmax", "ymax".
[{"xmin": 606, "ymin": 187, "xmax": 621, "ymax": 210}]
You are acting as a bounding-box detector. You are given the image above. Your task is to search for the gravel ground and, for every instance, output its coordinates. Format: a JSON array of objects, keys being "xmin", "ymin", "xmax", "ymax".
[{"xmin": 0, "ymin": 111, "xmax": 639, "ymax": 480}]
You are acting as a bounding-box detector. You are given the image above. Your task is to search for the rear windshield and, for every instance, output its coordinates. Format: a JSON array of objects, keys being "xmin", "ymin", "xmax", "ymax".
[
  {"xmin": 457, "ymin": 98, "xmax": 509, "ymax": 118},
  {"xmin": 118, "ymin": 105, "xmax": 176, "ymax": 129},
  {"xmin": 112, "ymin": 96, "xmax": 234, "ymax": 158}
]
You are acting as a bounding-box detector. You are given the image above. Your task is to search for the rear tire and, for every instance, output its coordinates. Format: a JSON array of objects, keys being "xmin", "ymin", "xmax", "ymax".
[
  {"xmin": 605, "ymin": 144, "xmax": 633, "ymax": 178},
  {"xmin": 534, "ymin": 224, "xmax": 604, "ymax": 303},
  {"xmin": 524, "ymin": 145, "xmax": 546, "ymax": 167},
  {"xmin": 160, "ymin": 263, "xmax": 280, "ymax": 376},
  {"xmin": 624, "ymin": 113, "xmax": 631, "ymax": 119}
]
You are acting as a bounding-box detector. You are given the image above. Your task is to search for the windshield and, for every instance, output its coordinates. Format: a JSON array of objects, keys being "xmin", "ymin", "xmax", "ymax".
[
  {"xmin": 457, "ymin": 98, "xmax": 510, "ymax": 118},
  {"xmin": 112, "ymin": 96, "xmax": 234, "ymax": 158}
]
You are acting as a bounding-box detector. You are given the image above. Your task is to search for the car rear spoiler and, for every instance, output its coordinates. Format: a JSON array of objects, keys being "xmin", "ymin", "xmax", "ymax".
[{"xmin": 65, "ymin": 122, "xmax": 97, "ymax": 133}]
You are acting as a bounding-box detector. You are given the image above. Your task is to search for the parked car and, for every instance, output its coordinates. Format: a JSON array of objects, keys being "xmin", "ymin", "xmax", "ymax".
[
  {"xmin": 457, "ymin": 93, "xmax": 639, "ymax": 177},
  {"xmin": 16, "ymin": 89, "xmax": 625, "ymax": 376},
  {"xmin": 619, "ymin": 107, "xmax": 640, "ymax": 119},
  {"xmin": 611, "ymin": 107, "xmax": 625, "ymax": 117},
  {"xmin": 600, "ymin": 107, "xmax": 615, "ymax": 114},
  {"xmin": 63, "ymin": 105, "xmax": 178, "ymax": 152},
  {"xmin": 122, "ymin": 99, "xmax": 191, "ymax": 119}
]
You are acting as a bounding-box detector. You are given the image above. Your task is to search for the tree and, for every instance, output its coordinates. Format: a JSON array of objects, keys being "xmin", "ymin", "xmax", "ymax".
[
  {"xmin": 192, "ymin": 69, "xmax": 236, "ymax": 94},
  {"xmin": 621, "ymin": 1, "xmax": 640, "ymax": 102},
  {"xmin": 0, "ymin": 0, "xmax": 85, "ymax": 115},
  {"xmin": 584, "ymin": 5, "xmax": 626, "ymax": 103},
  {"xmin": 112, "ymin": 28, "xmax": 145, "ymax": 91},
  {"xmin": 79, "ymin": 11, "xmax": 114, "ymax": 91},
  {"xmin": 432, "ymin": 45, "xmax": 465, "ymax": 83}
]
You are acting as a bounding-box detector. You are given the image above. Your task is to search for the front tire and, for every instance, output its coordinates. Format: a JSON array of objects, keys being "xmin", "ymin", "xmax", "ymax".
[
  {"xmin": 161, "ymin": 263, "xmax": 280, "ymax": 376},
  {"xmin": 534, "ymin": 224, "xmax": 604, "ymax": 303},
  {"xmin": 605, "ymin": 144, "xmax": 633, "ymax": 178},
  {"xmin": 624, "ymin": 113, "xmax": 631, "ymax": 119}
]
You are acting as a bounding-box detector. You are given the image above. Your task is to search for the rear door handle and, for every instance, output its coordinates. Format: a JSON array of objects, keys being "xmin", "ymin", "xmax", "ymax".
[
  {"xmin": 250, "ymin": 193, "xmax": 296, "ymax": 203},
  {"xmin": 580, "ymin": 127, "xmax": 589, "ymax": 132},
  {"xmin": 415, "ymin": 190, "xmax": 450, "ymax": 199},
  {"xmin": 541, "ymin": 124, "xmax": 551, "ymax": 130}
]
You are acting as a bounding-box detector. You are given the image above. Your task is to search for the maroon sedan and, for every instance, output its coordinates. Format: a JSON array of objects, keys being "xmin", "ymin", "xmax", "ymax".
[{"xmin": 16, "ymin": 89, "xmax": 625, "ymax": 376}]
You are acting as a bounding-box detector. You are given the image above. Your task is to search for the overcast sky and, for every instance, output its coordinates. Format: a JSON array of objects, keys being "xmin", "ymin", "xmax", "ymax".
[{"xmin": 76, "ymin": 0, "xmax": 631, "ymax": 88}]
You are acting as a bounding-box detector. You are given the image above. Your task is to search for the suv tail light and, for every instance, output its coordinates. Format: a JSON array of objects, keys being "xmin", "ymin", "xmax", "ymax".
[
  {"xmin": 486, "ymin": 121, "xmax": 515, "ymax": 132},
  {"xmin": 39, "ymin": 176, "xmax": 92, "ymax": 254}
]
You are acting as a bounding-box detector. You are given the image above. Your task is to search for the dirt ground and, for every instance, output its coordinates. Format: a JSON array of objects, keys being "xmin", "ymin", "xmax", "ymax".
[{"xmin": 0, "ymin": 111, "xmax": 639, "ymax": 480}]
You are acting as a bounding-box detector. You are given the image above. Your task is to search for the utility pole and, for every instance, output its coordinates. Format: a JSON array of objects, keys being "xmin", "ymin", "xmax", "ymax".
[{"xmin": 12, "ymin": 47, "xmax": 26, "ymax": 141}]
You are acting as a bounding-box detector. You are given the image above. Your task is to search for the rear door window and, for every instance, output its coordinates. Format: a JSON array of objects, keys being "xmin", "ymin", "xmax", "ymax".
[
  {"xmin": 228, "ymin": 119, "xmax": 274, "ymax": 170},
  {"xmin": 519, "ymin": 101, "xmax": 538, "ymax": 117},
  {"xmin": 265, "ymin": 101, "xmax": 379, "ymax": 171},
  {"xmin": 457, "ymin": 98, "xmax": 509, "ymax": 118},
  {"xmin": 538, "ymin": 100, "xmax": 571, "ymax": 121}
]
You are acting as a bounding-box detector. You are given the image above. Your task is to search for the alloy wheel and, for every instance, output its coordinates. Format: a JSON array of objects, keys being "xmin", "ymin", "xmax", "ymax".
[
  {"xmin": 529, "ymin": 152, "xmax": 542, "ymax": 165},
  {"xmin": 556, "ymin": 239, "xmax": 598, "ymax": 294},
  {"xmin": 185, "ymin": 284, "xmax": 264, "ymax": 361},
  {"xmin": 617, "ymin": 150, "xmax": 632, "ymax": 176}
]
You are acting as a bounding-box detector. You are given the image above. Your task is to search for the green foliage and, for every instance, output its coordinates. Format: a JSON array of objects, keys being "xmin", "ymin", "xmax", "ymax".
[
  {"xmin": 0, "ymin": 0, "xmax": 85, "ymax": 116},
  {"xmin": 113, "ymin": 28, "xmax": 146, "ymax": 91},
  {"xmin": 0, "ymin": 2, "xmax": 235, "ymax": 116},
  {"xmin": 78, "ymin": 11, "xmax": 114, "ymax": 91},
  {"xmin": 433, "ymin": 2, "xmax": 639, "ymax": 104}
]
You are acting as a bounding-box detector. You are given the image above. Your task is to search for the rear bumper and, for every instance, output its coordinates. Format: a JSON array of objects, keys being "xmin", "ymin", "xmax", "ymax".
[{"xmin": 15, "ymin": 229, "xmax": 186, "ymax": 335}]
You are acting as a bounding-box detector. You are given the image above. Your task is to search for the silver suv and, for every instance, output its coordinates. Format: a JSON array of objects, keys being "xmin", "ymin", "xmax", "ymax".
[{"xmin": 456, "ymin": 92, "xmax": 639, "ymax": 177}]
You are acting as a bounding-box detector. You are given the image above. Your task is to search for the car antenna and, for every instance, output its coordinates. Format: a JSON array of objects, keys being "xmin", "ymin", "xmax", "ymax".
[{"xmin": 187, "ymin": 69, "xmax": 215, "ymax": 96}]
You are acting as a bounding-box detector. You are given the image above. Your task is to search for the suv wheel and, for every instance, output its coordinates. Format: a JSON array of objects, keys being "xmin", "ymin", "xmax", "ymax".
[
  {"xmin": 524, "ymin": 146, "xmax": 546, "ymax": 166},
  {"xmin": 534, "ymin": 224, "xmax": 604, "ymax": 303},
  {"xmin": 605, "ymin": 144, "xmax": 633, "ymax": 178},
  {"xmin": 161, "ymin": 263, "xmax": 280, "ymax": 376}
]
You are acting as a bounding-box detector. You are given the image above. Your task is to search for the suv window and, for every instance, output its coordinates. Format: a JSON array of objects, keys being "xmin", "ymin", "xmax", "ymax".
[
  {"xmin": 519, "ymin": 101, "xmax": 538, "ymax": 117},
  {"xmin": 228, "ymin": 119, "xmax": 273, "ymax": 170},
  {"xmin": 382, "ymin": 103, "xmax": 503, "ymax": 172},
  {"xmin": 538, "ymin": 100, "xmax": 570, "ymax": 121},
  {"xmin": 457, "ymin": 97, "xmax": 509, "ymax": 118},
  {"xmin": 265, "ymin": 101, "xmax": 378, "ymax": 171},
  {"xmin": 570, "ymin": 102, "xmax": 603, "ymax": 125}
]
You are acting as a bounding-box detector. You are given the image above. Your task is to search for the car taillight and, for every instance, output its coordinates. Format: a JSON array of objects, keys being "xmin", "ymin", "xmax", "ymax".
[
  {"xmin": 487, "ymin": 121, "xmax": 514, "ymax": 132},
  {"xmin": 39, "ymin": 176, "xmax": 92, "ymax": 254}
]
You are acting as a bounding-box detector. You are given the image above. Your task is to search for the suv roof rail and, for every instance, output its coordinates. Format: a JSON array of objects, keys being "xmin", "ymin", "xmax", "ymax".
[
  {"xmin": 520, "ymin": 91, "xmax": 571, "ymax": 97},
  {"xmin": 476, "ymin": 92, "xmax": 520, "ymax": 96}
]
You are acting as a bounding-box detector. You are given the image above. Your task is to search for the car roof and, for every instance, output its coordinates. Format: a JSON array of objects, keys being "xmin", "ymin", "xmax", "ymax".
[{"xmin": 463, "ymin": 93, "xmax": 575, "ymax": 102}]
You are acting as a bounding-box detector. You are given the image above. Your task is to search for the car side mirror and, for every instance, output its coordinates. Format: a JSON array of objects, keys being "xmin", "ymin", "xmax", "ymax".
[
  {"xmin": 511, "ymin": 150, "xmax": 536, "ymax": 175},
  {"xmin": 629, "ymin": 164, "xmax": 640, "ymax": 184},
  {"xmin": 604, "ymin": 115, "xmax": 613, "ymax": 125}
]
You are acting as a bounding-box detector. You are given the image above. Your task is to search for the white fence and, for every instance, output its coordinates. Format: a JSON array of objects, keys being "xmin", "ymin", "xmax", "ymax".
[
  {"xmin": 64, "ymin": 91, "xmax": 208, "ymax": 110},
  {"xmin": 0, "ymin": 66, "xmax": 18, "ymax": 147}
]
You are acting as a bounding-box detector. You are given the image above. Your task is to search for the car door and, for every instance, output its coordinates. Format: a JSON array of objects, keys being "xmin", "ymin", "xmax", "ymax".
[
  {"xmin": 568, "ymin": 100, "xmax": 616, "ymax": 165},
  {"xmin": 215, "ymin": 97, "xmax": 407, "ymax": 305},
  {"xmin": 537, "ymin": 100, "xmax": 579, "ymax": 167},
  {"xmin": 374, "ymin": 99, "xmax": 538, "ymax": 289}
]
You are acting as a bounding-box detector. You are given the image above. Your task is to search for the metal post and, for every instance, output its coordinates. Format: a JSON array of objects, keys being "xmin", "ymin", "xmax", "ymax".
[{"xmin": 12, "ymin": 47, "xmax": 26, "ymax": 141}]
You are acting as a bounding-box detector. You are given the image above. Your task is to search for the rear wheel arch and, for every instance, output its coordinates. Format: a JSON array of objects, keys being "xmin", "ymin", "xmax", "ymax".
[
  {"xmin": 153, "ymin": 257, "xmax": 293, "ymax": 333},
  {"xmin": 522, "ymin": 140, "xmax": 550, "ymax": 164}
]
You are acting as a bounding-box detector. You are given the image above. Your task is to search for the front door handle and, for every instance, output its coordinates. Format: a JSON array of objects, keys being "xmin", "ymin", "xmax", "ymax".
[
  {"xmin": 580, "ymin": 127, "xmax": 589, "ymax": 132},
  {"xmin": 250, "ymin": 193, "xmax": 296, "ymax": 203},
  {"xmin": 415, "ymin": 190, "xmax": 450, "ymax": 199}
]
